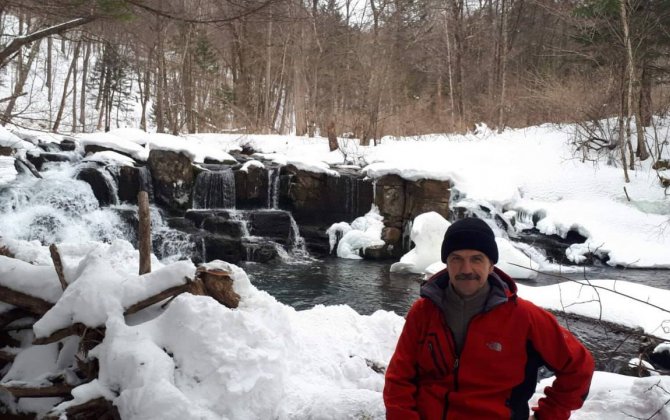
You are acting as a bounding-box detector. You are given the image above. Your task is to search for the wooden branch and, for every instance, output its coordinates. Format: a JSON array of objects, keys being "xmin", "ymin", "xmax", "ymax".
[
  {"xmin": 0, "ymin": 382, "xmax": 74, "ymax": 398},
  {"xmin": 44, "ymin": 397, "xmax": 119, "ymax": 420},
  {"xmin": 0, "ymin": 17, "xmax": 96, "ymax": 68},
  {"xmin": 138, "ymin": 191, "xmax": 152, "ymax": 275},
  {"xmin": 0, "ymin": 285, "xmax": 52, "ymax": 315},
  {"xmin": 33, "ymin": 323, "xmax": 88, "ymax": 345},
  {"xmin": 0, "ymin": 92, "xmax": 27, "ymax": 103},
  {"xmin": 0, "ymin": 330, "xmax": 21, "ymax": 347},
  {"xmin": 0, "ymin": 308, "xmax": 32, "ymax": 329},
  {"xmin": 49, "ymin": 244, "xmax": 68, "ymax": 290},
  {"xmin": 124, "ymin": 282, "xmax": 195, "ymax": 316},
  {"xmin": 0, "ymin": 349, "xmax": 16, "ymax": 363}
]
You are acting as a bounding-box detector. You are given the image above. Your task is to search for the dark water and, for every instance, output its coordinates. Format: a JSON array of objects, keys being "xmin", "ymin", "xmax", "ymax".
[
  {"xmin": 240, "ymin": 258, "xmax": 421, "ymax": 315},
  {"xmin": 241, "ymin": 258, "xmax": 669, "ymax": 372}
]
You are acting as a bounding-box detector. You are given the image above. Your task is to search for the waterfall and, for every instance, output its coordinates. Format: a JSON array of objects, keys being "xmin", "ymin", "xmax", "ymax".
[
  {"xmin": 138, "ymin": 166, "xmax": 154, "ymax": 198},
  {"xmin": 193, "ymin": 169, "xmax": 236, "ymax": 209},
  {"xmin": 227, "ymin": 210, "xmax": 250, "ymax": 236},
  {"xmin": 288, "ymin": 213, "xmax": 311, "ymax": 260},
  {"xmin": 267, "ymin": 167, "xmax": 280, "ymax": 209},
  {"xmin": 0, "ymin": 166, "xmax": 126, "ymax": 245}
]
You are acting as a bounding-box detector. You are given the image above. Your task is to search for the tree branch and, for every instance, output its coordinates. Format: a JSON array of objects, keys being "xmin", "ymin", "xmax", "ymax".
[{"xmin": 0, "ymin": 16, "xmax": 96, "ymax": 68}]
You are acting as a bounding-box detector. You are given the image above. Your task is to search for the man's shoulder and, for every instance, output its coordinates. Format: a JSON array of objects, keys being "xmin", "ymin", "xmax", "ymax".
[
  {"xmin": 511, "ymin": 296, "xmax": 561, "ymax": 324},
  {"xmin": 409, "ymin": 296, "xmax": 442, "ymax": 315}
]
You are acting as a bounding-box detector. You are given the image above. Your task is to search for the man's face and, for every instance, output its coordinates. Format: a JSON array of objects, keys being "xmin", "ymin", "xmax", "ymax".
[{"xmin": 446, "ymin": 249, "xmax": 494, "ymax": 297}]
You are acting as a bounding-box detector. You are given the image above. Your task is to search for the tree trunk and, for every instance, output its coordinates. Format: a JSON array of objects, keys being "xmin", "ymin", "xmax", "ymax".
[
  {"xmin": 47, "ymin": 37, "xmax": 52, "ymax": 105},
  {"xmin": 265, "ymin": 20, "xmax": 273, "ymax": 132},
  {"xmin": 79, "ymin": 41, "xmax": 90, "ymax": 132},
  {"xmin": 497, "ymin": 0, "xmax": 508, "ymax": 131},
  {"xmin": 71, "ymin": 42, "xmax": 78, "ymax": 132},
  {"xmin": 327, "ymin": 121, "xmax": 338, "ymax": 151},
  {"xmin": 139, "ymin": 53, "xmax": 151, "ymax": 131},
  {"xmin": 156, "ymin": 29, "xmax": 166, "ymax": 133},
  {"xmin": 53, "ymin": 42, "xmax": 80, "ymax": 132},
  {"xmin": 450, "ymin": 0, "xmax": 465, "ymax": 126},
  {"xmin": 2, "ymin": 39, "xmax": 41, "ymax": 125},
  {"xmin": 620, "ymin": 0, "xmax": 635, "ymax": 173}
]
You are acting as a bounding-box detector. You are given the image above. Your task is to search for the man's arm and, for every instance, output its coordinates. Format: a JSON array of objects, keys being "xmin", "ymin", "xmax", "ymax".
[
  {"xmin": 383, "ymin": 301, "xmax": 423, "ymax": 420},
  {"xmin": 526, "ymin": 303, "xmax": 595, "ymax": 419}
]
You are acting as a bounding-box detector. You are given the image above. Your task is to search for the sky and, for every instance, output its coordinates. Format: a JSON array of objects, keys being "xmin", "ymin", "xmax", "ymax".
[{"xmin": 0, "ymin": 122, "xmax": 669, "ymax": 418}]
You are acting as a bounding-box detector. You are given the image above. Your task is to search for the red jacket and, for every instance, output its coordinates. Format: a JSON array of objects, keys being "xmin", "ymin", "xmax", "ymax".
[{"xmin": 384, "ymin": 267, "xmax": 594, "ymax": 420}]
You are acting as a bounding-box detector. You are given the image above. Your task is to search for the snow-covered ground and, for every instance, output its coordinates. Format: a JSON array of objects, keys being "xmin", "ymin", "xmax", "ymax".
[{"xmin": 1, "ymin": 122, "xmax": 669, "ymax": 418}]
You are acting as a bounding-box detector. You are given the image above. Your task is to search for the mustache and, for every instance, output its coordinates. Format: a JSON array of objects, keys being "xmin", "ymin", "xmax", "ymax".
[{"xmin": 454, "ymin": 273, "xmax": 481, "ymax": 281}]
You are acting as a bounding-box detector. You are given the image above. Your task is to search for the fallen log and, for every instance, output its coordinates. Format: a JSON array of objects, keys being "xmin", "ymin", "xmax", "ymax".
[
  {"xmin": 0, "ymin": 308, "xmax": 32, "ymax": 329},
  {"xmin": 44, "ymin": 397, "xmax": 120, "ymax": 420},
  {"xmin": 33, "ymin": 279, "xmax": 200, "ymax": 344},
  {"xmin": 33, "ymin": 323, "xmax": 91, "ymax": 345},
  {"xmin": 196, "ymin": 267, "xmax": 240, "ymax": 309},
  {"xmin": 124, "ymin": 281, "xmax": 200, "ymax": 316},
  {"xmin": 0, "ymin": 330, "xmax": 21, "ymax": 347},
  {"xmin": 0, "ymin": 349, "xmax": 16, "ymax": 363},
  {"xmin": 0, "ymin": 382, "xmax": 74, "ymax": 398},
  {"xmin": 0, "ymin": 285, "xmax": 52, "ymax": 315}
]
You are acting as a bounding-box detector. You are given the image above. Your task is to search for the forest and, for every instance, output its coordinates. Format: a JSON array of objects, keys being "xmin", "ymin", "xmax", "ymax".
[{"xmin": 0, "ymin": 0, "xmax": 668, "ymax": 162}]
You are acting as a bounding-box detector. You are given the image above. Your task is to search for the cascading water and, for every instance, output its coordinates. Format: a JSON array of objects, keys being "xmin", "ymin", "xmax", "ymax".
[
  {"xmin": 288, "ymin": 214, "xmax": 311, "ymax": 261},
  {"xmin": 267, "ymin": 167, "xmax": 280, "ymax": 209},
  {"xmin": 0, "ymin": 166, "xmax": 127, "ymax": 245},
  {"xmin": 0, "ymin": 163, "xmax": 193, "ymax": 262},
  {"xmin": 138, "ymin": 166, "xmax": 154, "ymax": 198},
  {"xmin": 192, "ymin": 169, "xmax": 236, "ymax": 209}
]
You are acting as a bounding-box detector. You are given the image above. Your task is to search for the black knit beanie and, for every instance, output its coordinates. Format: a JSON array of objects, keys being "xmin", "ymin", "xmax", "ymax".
[{"xmin": 441, "ymin": 217, "xmax": 499, "ymax": 264}]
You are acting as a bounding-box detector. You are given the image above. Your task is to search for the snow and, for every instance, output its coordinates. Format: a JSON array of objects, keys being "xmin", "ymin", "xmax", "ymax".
[
  {"xmin": 82, "ymin": 150, "xmax": 136, "ymax": 166},
  {"xmin": 0, "ymin": 155, "xmax": 17, "ymax": 185},
  {"xmin": 240, "ymin": 159, "xmax": 265, "ymax": 172},
  {"xmin": 389, "ymin": 211, "xmax": 449, "ymax": 274},
  {"xmin": 326, "ymin": 206, "xmax": 385, "ymax": 259},
  {"xmin": 518, "ymin": 280, "xmax": 670, "ymax": 341},
  {"xmin": 0, "ymin": 125, "xmax": 37, "ymax": 155},
  {"xmin": 0, "ymin": 121, "xmax": 669, "ymax": 418}
]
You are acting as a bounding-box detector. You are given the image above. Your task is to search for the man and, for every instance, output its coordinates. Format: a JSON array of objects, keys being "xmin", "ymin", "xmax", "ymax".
[{"xmin": 384, "ymin": 217, "xmax": 594, "ymax": 419}]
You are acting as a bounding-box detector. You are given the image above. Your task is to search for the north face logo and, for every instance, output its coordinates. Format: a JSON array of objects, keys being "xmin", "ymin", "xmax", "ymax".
[{"xmin": 486, "ymin": 341, "xmax": 502, "ymax": 352}]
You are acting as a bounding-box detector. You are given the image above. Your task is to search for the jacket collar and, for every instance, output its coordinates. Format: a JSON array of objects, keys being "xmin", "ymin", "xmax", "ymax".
[{"xmin": 420, "ymin": 266, "xmax": 517, "ymax": 312}]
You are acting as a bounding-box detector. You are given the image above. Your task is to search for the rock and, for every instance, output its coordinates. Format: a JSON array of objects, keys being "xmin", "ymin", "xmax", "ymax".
[
  {"xmin": 248, "ymin": 210, "xmax": 292, "ymax": 245},
  {"xmin": 84, "ymin": 144, "xmax": 133, "ymax": 160},
  {"xmin": 382, "ymin": 227, "xmax": 402, "ymax": 243},
  {"xmin": 516, "ymin": 228, "xmax": 587, "ymax": 265},
  {"xmin": 297, "ymin": 225, "xmax": 332, "ymax": 256},
  {"xmin": 116, "ymin": 165, "xmax": 141, "ymax": 204},
  {"xmin": 281, "ymin": 165, "xmax": 373, "ymax": 226},
  {"xmin": 235, "ymin": 165, "xmax": 269, "ymax": 209},
  {"xmin": 0, "ymin": 146, "xmax": 13, "ymax": 156},
  {"xmin": 242, "ymin": 239, "xmax": 279, "ymax": 263},
  {"xmin": 363, "ymin": 245, "xmax": 391, "ymax": 260},
  {"xmin": 148, "ymin": 149, "xmax": 194, "ymax": 213},
  {"xmin": 650, "ymin": 345, "xmax": 670, "ymax": 371},
  {"xmin": 76, "ymin": 166, "xmax": 117, "ymax": 207},
  {"xmin": 202, "ymin": 216, "xmax": 246, "ymax": 237},
  {"xmin": 373, "ymin": 175, "xmax": 406, "ymax": 228},
  {"xmin": 405, "ymin": 179, "xmax": 451, "ymax": 221},
  {"xmin": 26, "ymin": 151, "xmax": 73, "ymax": 171},
  {"xmin": 59, "ymin": 138, "xmax": 77, "ymax": 151},
  {"xmin": 201, "ymin": 234, "xmax": 244, "ymax": 263}
]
